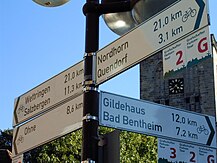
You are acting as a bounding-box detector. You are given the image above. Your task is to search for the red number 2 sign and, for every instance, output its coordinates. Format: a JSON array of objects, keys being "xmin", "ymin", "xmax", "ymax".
[
  {"xmin": 190, "ymin": 151, "xmax": 196, "ymax": 162},
  {"xmin": 176, "ymin": 50, "xmax": 184, "ymax": 66}
]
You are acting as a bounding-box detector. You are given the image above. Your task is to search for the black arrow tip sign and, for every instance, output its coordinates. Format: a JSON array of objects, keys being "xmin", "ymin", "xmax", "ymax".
[
  {"xmin": 13, "ymin": 127, "xmax": 20, "ymax": 155},
  {"xmin": 194, "ymin": 0, "xmax": 205, "ymax": 30},
  {"xmin": 205, "ymin": 116, "xmax": 215, "ymax": 146},
  {"xmin": 14, "ymin": 97, "xmax": 20, "ymax": 126}
]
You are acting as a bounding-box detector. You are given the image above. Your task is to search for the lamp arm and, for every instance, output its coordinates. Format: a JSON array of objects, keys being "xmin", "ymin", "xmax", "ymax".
[
  {"xmin": 83, "ymin": 0, "xmax": 140, "ymax": 16},
  {"xmin": 130, "ymin": 0, "xmax": 140, "ymax": 8}
]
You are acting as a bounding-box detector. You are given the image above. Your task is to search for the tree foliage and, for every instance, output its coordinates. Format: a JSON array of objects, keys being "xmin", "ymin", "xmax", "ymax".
[
  {"xmin": 0, "ymin": 128, "xmax": 157, "ymax": 162},
  {"xmin": 120, "ymin": 131, "xmax": 157, "ymax": 163},
  {"xmin": 26, "ymin": 130, "xmax": 82, "ymax": 163},
  {"xmin": 0, "ymin": 129, "xmax": 13, "ymax": 151},
  {"xmin": 99, "ymin": 127, "xmax": 157, "ymax": 162},
  {"xmin": 25, "ymin": 127, "xmax": 157, "ymax": 162}
]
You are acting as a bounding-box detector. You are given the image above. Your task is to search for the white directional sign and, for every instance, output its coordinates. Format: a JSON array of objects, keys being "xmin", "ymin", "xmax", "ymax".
[
  {"xmin": 13, "ymin": 61, "xmax": 83, "ymax": 126},
  {"xmin": 158, "ymin": 138, "xmax": 216, "ymax": 163},
  {"xmin": 96, "ymin": 0, "xmax": 209, "ymax": 85},
  {"xmin": 99, "ymin": 91, "xmax": 216, "ymax": 148},
  {"xmin": 12, "ymin": 94, "xmax": 83, "ymax": 156},
  {"xmin": 12, "ymin": 154, "xmax": 23, "ymax": 163},
  {"xmin": 163, "ymin": 26, "xmax": 211, "ymax": 76}
]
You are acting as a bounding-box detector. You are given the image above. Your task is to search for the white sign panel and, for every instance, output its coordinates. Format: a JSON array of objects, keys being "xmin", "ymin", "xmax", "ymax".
[
  {"xmin": 163, "ymin": 26, "xmax": 211, "ymax": 76},
  {"xmin": 96, "ymin": 0, "xmax": 209, "ymax": 85},
  {"xmin": 158, "ymin": 138, "xmax": 216, "ymax": 163},
  {"xmin": 99, "ymin": 91, "xmax": 216, "ymax": 148},
  {"xmin": 12, "ymin": 154, "xmax": 23, "ymax": 163},
  {"xmin": 12, "ymin": 94, "xmax": 83, "ymax": 156},
  {"xmin": 13, "ymin": 61, "xmax": 84, "ymax": 126}
]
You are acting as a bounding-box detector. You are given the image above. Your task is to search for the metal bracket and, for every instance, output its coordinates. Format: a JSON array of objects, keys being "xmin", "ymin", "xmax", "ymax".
[
  {"xmin": 82, "ymin": 1, "xmax": 136, "ymax": 16},
  {"xmin": 83, "ymin": 85, "xmax": 98, "ymax": 92},
  {"xmin": 83, "ymin": 80, "xmax": 96, "ymax": 87},
  {"xmin": 82, "ymin": 113, "xmax": 98, "ymax": 122},
  {"xmin": 81, "ymin": 159, "xmax": 95, "ymax": 163},
  {"xmin": 98, "ymin": 135, "xmax": 107, "ymax": 147},
  {"xmin": 83, "ymin": 52, "xmax": 96, "ymax": 83},
  {"xmin": 84, "ymin": 52, "xmax": 96, "ymax": 57}
]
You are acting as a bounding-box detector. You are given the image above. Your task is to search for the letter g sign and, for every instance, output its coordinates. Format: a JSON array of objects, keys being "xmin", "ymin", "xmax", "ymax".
[
  {"xmin": 207, "ymin": 155, "xmax": 215, "ymax": 163},
  {"xmin": 198, "ymin": 37, "xmax": 208, "ymax": 53}
]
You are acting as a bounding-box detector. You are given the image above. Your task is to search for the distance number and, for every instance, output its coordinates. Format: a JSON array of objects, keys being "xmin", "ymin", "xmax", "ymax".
[
  {"xmin": 64, "ymin": 85, "xmax": 75, "ymax": 96},
  {"xmin": 158, "ymin": 32, "xmax": 169, "ymax": 44},
  {"xmin": 64, "ymin": 72, "xmax": 75, "ymax": 83},
  {"xmin": 153, "ymin": 16, "xmax": 169, "ymax": 32},
  {"xmin": 172, "ymin": 113, "xmax": 186, "ymax": 124},
  {"xmin": 66, "ymin": 105, "xmax": 74, "ymax": 114}
]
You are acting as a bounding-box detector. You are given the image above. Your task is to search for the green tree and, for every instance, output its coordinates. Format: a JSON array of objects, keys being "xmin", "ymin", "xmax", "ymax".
[
  {"xmin": 0, "ymin": 129, "xmax": 13, "ymax": 151},
  {"xmin": 99, "ymin": 127, "xmax": 157, "ymax": 162},
  {"xmin": 120, "ymin": 131, "xmax": 157, "ymax": 163},
  {"xmin": 25, "ymin": 130, "xmax": 82, "ymax": 163},
  {"xmin": 26, "ymin": 127, "xmax": 157, "ymax": 162}
]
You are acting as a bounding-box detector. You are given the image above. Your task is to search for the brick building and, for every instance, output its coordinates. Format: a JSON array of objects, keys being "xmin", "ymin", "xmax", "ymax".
[{"xmin": 140, "ymin": 30, "xmax": 217, "ymax": 118}]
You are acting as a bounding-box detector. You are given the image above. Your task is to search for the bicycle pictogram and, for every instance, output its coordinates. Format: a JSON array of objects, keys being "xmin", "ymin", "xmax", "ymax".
[
  {"xmin": 17, "ymin": 105, "xmax": 25, "ymax": 115},
  {"xmin": 197, "ymin": 125, "xmax": 209, "ymax": 135},
  {"xmin": 17, "ymin": 135, "xmax": 24, "ymax": 145},
  {"xmin": 182, "ymin": 7, "xmax": 197, "ymax": 22}
]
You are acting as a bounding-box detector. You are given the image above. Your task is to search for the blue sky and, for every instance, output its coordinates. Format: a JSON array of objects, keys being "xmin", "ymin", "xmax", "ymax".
[{"xmin": 0, "ymin": 0, "xmax": 217, "ymax": 130}]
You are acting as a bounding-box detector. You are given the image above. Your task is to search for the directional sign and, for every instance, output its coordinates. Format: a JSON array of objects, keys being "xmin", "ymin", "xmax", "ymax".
[
  {"xmin": 13, "ymin": 61, "xmax": 83, "ymax": 126},
  {"xmin": 12, "ymin": 94, "xmax": 83, "ymax": 156},
  {"xmin": 99, "ymin": 91, "xmax": 216, "ymax": 148},
  {"xmin": 158, "ymin": 138, "xmax": 216, "ymax": 163},
  {"xmin": 12, "ymin": 154, "xmax": 23, "ymax": 163},
  {"xmin": 96, "ymin": 0, "xmax": 209, "ymax": 85},
  {"xmin": 163, "ymin": 26, "xmax": 211, "ymax": 76}
]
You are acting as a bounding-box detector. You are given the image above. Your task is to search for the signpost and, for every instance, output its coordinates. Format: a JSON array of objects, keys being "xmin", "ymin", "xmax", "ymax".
[
  {"xmin": 99, "ymin": 91, "xmax": 216, "ymax": 148},
  {"xmin": 158, "ymin": 138, "xmax": 216, "ymax": 163},
  {"xmin": 12, "ymin": 94, "xmax": 83, "ymax": 156},
  {"xmin": 13, "ymin": 61, "xmax": 83, "ymax": 126},
  {"xmin": 12, "ymin": 0, "xmax": 215, "ymax": 162},
  {"xmin": 96, "ymin": 0, "xmax": 209, "ymax": 85}
]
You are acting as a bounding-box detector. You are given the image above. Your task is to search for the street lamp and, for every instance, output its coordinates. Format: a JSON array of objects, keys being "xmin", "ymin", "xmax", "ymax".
[
  {"xmin": 102, "ymin": 0, "xmax": 178, "ymax": 35},
  {"xmin": 132, "ymin": 0, "xmax": 178, "ymax": 24},
  {"xmin": 101, "ymin": 0, "xmax": 138, "ymax": 36},
  {"xmin": 32, "ymin": 0, "xmax": 177, "ymax": 162},
  {"xmin": 33, "ymin": 0, "xmax": 69, "ymax": 7}
]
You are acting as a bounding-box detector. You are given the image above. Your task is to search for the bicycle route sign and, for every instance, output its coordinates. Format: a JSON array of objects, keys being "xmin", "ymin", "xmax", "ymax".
[
  {"xmin": 99, "ymin": 91, "xmax": 216, "ymax": 148},
  {"xmin": 158, "ymin": 138, "xmax": 216, "ymax": 163},
  {"xmin": 96, "ymin": 0, "xmax": 209, "ymax": 85},
  {"xmin": 12, "ymin": 94, "xmax": 83, "ymax": 156},
  {"xmin": 13, "ymin": 61, "xmax": 84, "ymax": 126}
]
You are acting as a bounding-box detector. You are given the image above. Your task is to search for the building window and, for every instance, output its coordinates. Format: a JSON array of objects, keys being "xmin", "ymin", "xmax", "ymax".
[
  {"xmin": 165, "ymin": 99, "xmax": 169, "ymax": 105},
  {"xmin": 185, "ymin": 97, "xmax": 190, "ymax": 103},
  {"xmin": 195, "ymin": 96, "xmax": 200, "ymax": 102}
]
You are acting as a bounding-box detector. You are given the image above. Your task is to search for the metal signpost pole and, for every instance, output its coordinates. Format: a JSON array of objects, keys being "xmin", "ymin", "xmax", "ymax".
[
  {"xmin": 82, "ymin": 0, "xmax": 100, "ymax": 162},
  {"xmin": 30, "ymin": 1, "xmax": 138, "ymax": 162},
  {"xmin": 82, "ymin": 1, "xmax": 138, "ymax": 162}
]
